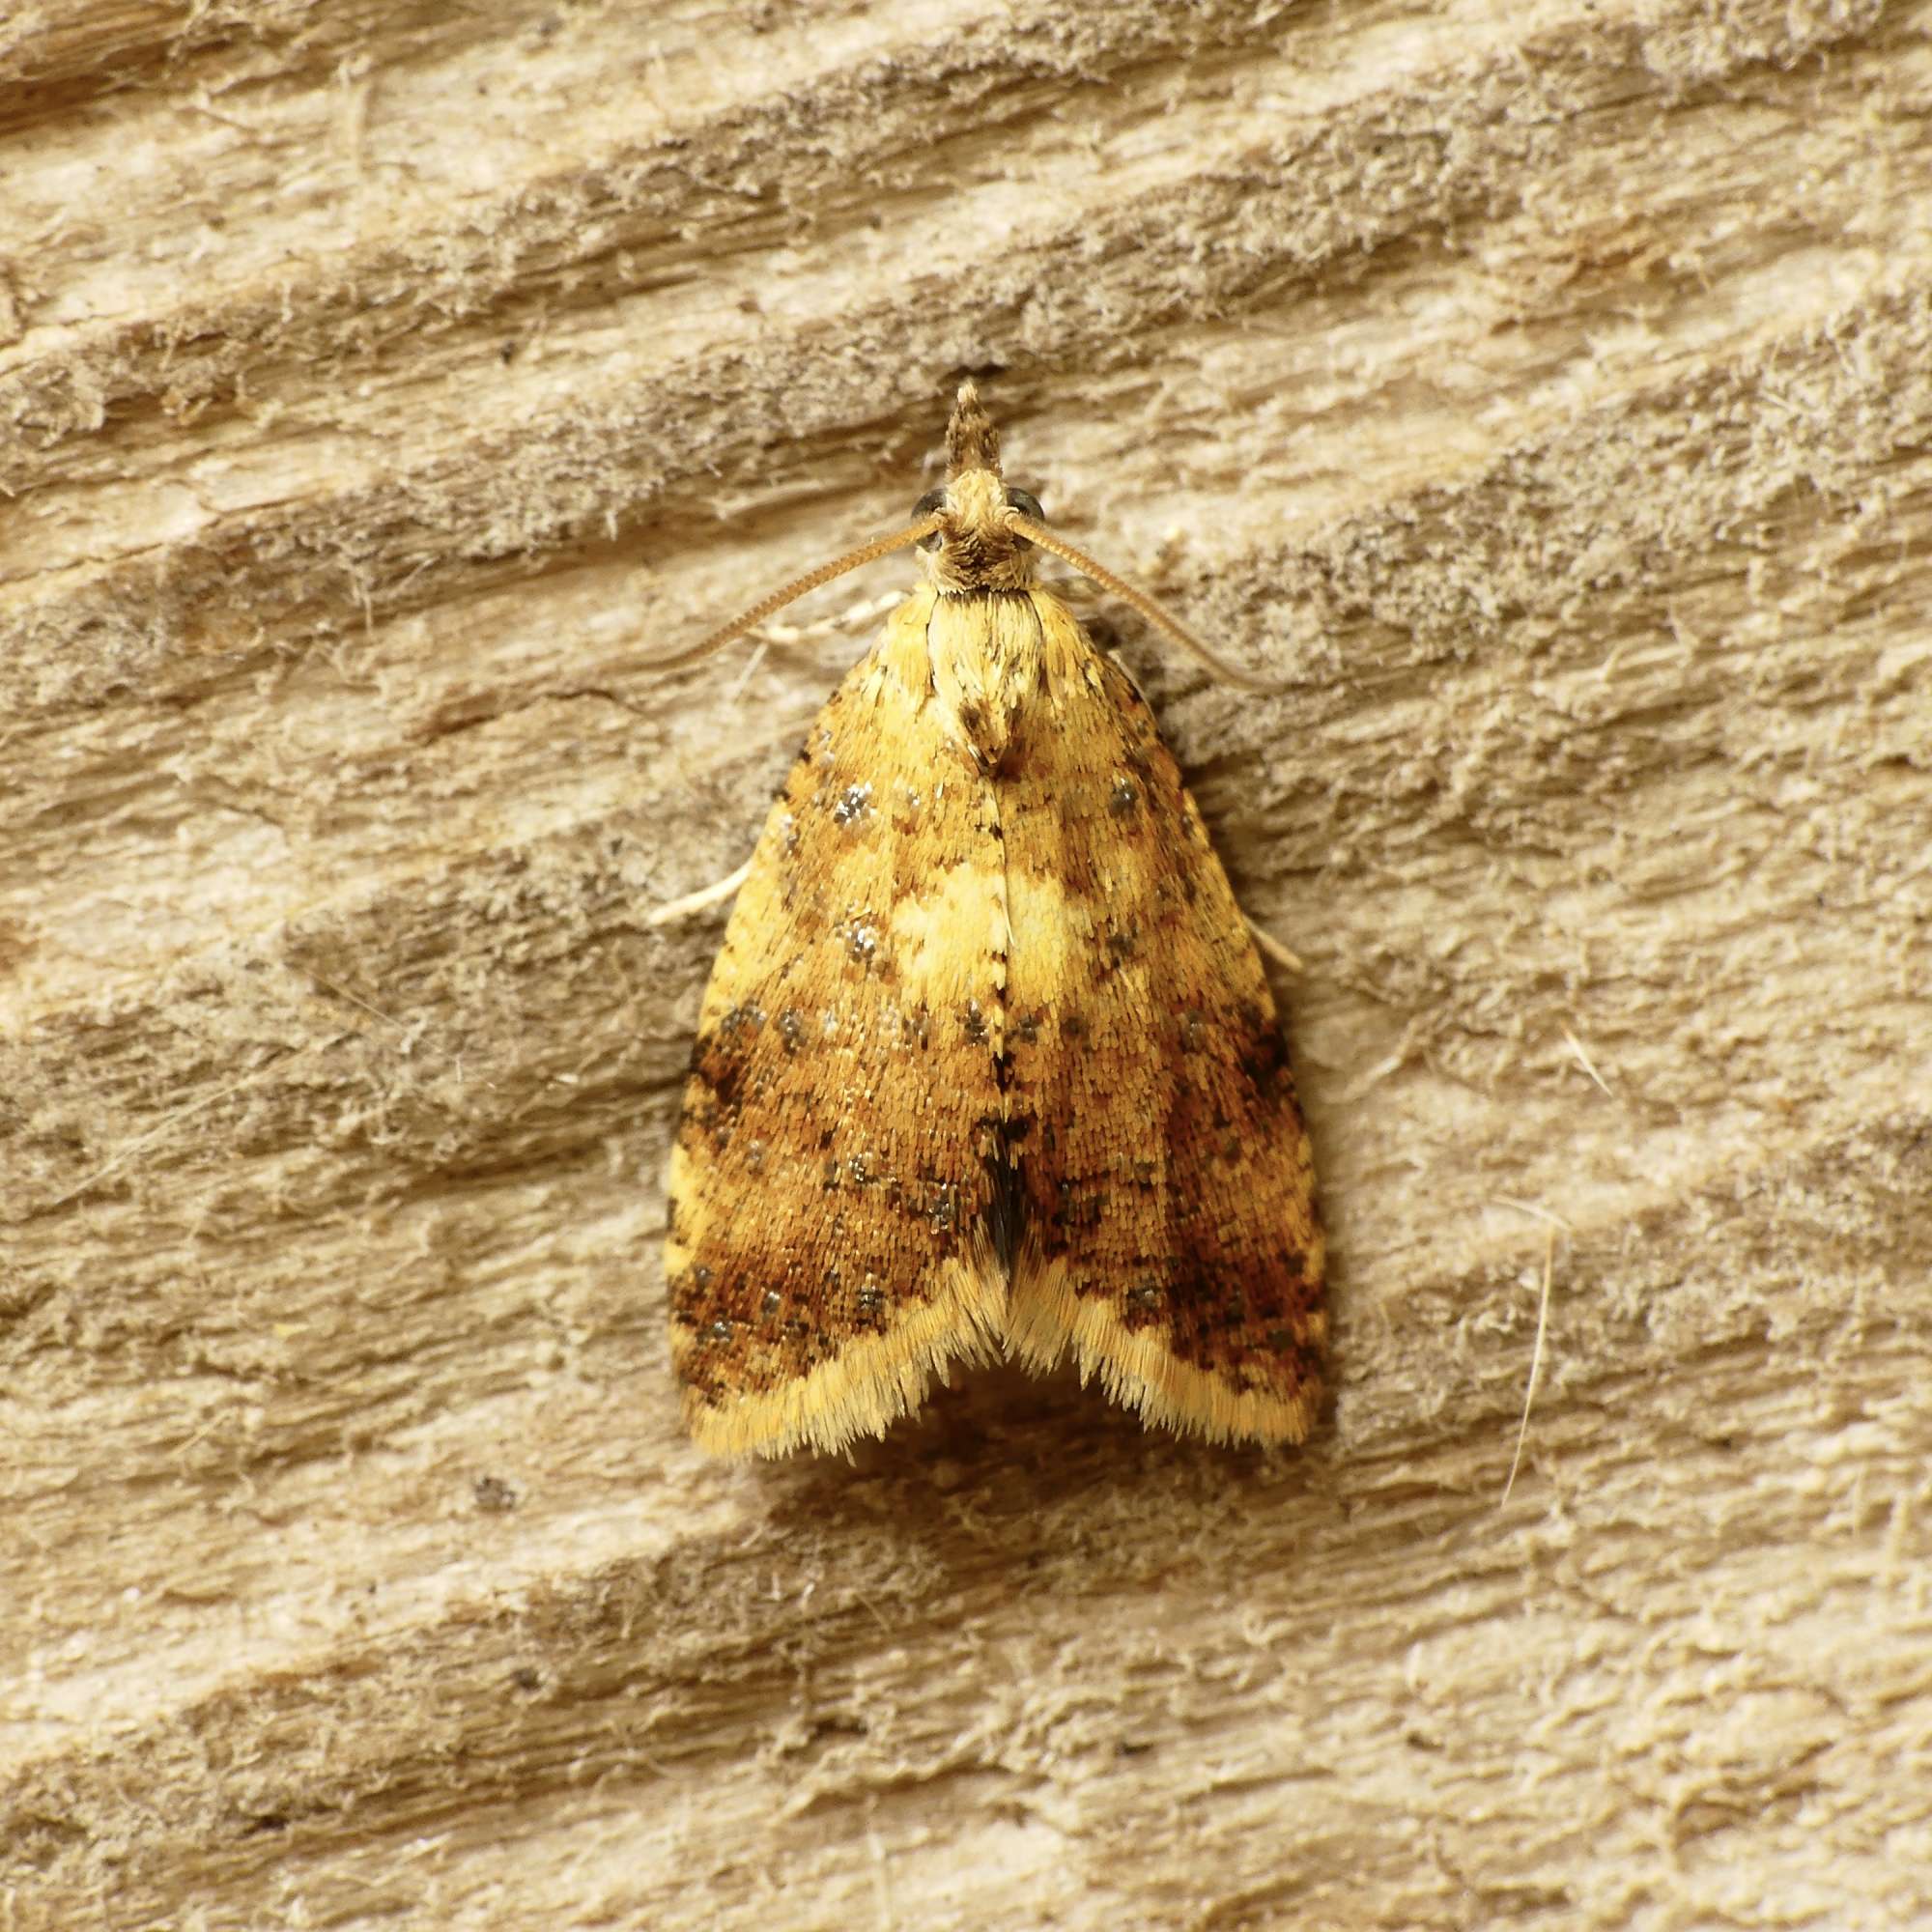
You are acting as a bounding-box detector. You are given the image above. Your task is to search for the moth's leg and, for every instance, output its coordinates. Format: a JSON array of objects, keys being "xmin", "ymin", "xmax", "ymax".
[
  {"xmin": 1244, "ymin": 914, "xmax": 1304, "ymax": 975},
  {"xmin": 645, "ymin": 859, "xmax": 752, "ymax": 928}
]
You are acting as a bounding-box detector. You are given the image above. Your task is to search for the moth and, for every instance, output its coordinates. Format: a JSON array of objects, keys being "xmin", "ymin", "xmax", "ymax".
[{"xmin": 664, "ymin": 385, "xmax": 1324, "ymax": 1456}]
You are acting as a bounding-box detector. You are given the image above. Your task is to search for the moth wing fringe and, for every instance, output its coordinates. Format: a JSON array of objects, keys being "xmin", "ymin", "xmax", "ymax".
[
  {"xmin": 1005, "ymin": 1254, "xmax": 1324, "ymax": 1449},
  {"xmin": 683, "ymin": 1248, "xmax": 1008, "ymax": 1460}
]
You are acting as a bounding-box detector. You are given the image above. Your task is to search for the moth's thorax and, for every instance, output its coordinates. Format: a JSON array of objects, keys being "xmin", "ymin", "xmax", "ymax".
[
  {"xmin": 916, "ymin": 584, "xmax": 1052, "ymax": 773},
  {"xmin": 925, "ymin": 467, "xmax": 1037, "ymax": 595}
]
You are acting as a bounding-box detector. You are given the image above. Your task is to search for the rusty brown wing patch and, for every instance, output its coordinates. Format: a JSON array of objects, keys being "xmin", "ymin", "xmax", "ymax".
[
  {"xmin": 666, "ymin": 587, "xmax": 1011, "ymax": 1457},
  {"xmin": 998, "ymin": 590, "xmax": 1327, "ymax": 1445}
]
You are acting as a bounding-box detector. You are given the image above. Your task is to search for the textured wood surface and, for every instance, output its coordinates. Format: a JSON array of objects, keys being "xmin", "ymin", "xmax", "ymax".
[{"xmin": 5, "ymin": 1, "xmax": 1930, "ymax": 1926}]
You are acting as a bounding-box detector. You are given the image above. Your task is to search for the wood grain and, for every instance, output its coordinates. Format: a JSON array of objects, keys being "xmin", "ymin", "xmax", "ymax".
[{"xmin": 5, "ymin": 0, "xmax": 1930, "ymax": 1925}]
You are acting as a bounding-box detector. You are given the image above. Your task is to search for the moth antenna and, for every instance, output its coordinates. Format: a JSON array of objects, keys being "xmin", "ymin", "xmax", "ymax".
[
  {"xmin": 644, "ymin": 514, "xmax": 946, "ymax": 674},
  {"xmin": 1004, "ymin": 511, "xmax": 1289, "ymax": 696}
]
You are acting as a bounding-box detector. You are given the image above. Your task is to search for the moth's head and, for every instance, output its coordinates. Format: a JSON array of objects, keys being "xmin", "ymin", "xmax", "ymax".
[{"xmin": 912, "ymin": 382, "xmax": 1044, "ymax": 594}]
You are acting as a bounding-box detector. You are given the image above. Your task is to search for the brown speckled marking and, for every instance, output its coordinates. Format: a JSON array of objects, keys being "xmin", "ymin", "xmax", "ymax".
[{"xmin": 666, "ymin": 384, "xmax": 1324, "ymax": 1456}]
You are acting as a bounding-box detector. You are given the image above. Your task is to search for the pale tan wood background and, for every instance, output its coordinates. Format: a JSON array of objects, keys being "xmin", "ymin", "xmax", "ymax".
[{"xmin": 5, "ymin": 1, "xmax": 1930, "ymax": 1926}]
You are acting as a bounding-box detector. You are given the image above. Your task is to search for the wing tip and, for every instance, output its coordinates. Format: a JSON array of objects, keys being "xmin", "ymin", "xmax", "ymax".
[
  {"xmin": 681, "ymin": 1255, "xmax": 1008, "ymax": 1460},
  {"xmin": 1005, "ymin": 1258, "xmax": 1327, "ymax": 1449}
]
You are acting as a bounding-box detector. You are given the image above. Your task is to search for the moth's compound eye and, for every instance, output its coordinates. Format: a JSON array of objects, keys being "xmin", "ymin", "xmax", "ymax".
[
  {"xmin": 911, "ymin": 487, "xmax": 947, "ymax": 550},
  {"xmin": 1004, "ymin": 487, "xmax": 1045, "ymax": 550}
]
